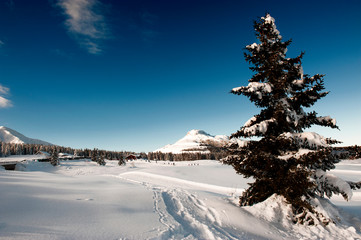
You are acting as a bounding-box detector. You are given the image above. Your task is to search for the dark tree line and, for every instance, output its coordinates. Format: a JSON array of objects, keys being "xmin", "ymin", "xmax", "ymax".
[
  {"xmin": 147, "ymin": 146, "xmax": 360, "ymax": 162},
  {"xmin": 1, "ymin": 141, "xmax": 358, "ymax": 163},
  {"xmin": 0, "ymin": 142, "xmax": 74, "ymax": 157},
  {"xmin": 0, "ymin": 142, "xmax": 133, "ymax": 165},
  {"xmin": 148, "ymin": 150, "xmax": 228, "ymax": 161}
]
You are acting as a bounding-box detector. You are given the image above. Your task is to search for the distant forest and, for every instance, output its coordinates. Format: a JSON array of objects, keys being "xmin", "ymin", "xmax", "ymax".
[
  {"xmin": 148, "ymin": 150, "xmax": 228, "ymax": 161},
  {"xmin": 0, "ymin": 142, "xmax": 135, "ymax": 161},
  {"xmin": 0, "ymin": 141, "xmax": 359, "ymax": 161}
]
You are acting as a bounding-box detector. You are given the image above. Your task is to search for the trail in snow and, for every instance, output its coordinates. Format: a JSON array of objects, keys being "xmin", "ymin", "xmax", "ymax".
[
  {"xmin": 111, "ymin": 171, "xmax": 281, "ymax": 240},
  {"xmin": 115, "ymin": 171, "xmax": 244, "ymax": 196},
  {"xmin": 107, "ymin": 165, "xmax": 361, "ymax": 240},
  {"xmin": 159, "ymin": 189, "xmax": 241, "ymax": 240},
  {"xmin": 113, "ymin": 173, "xmax": 231, "ymax": 239}
]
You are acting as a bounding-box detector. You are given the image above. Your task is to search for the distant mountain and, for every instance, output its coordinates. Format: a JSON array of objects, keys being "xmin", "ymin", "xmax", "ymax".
[
  {"xmin": 154, "ymin": 129, "xmax": 246, "ymax": 154},
  {"xmin": 0, "ymin": 126, "xmax": 52, "ymax": 145}
]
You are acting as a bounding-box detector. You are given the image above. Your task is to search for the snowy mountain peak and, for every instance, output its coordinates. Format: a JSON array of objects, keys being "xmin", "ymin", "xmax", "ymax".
[
  {"xmin": 0, "ymin": 126, "xmax": 52, "ymax": 145},
  {"xmin": 155, "ymin": 129, "xmax": 247, "ymax": 154},
  {"xmin": 186, "ymin": 129, "xmax": 212, "ymax": 137}
]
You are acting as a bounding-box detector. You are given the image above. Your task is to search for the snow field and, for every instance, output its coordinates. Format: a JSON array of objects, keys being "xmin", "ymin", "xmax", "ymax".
[{"xmin": 0, "ymin": 159, "xmax": 360, "ymax": 239}]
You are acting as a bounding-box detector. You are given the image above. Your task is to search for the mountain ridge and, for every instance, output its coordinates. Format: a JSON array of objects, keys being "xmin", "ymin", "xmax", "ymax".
[{"xmin": 0, "ymin": 126, "xmax": 52, "ymax": 145}]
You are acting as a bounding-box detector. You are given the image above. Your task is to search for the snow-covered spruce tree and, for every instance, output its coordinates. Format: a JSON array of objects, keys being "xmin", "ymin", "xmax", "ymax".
[
  {"xmin": 223, "ymin": 14, "xmax": 360, "ymax": 225},
  {"xmin": 50, "ymin": 148, "xmax": 59, "ymax": 166},
  {"xmin": 97, "ymin": 152, "xmax": 106, "ymax": 166}
]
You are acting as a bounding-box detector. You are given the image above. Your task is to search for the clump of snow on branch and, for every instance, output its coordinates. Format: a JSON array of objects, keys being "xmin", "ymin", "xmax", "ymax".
[
  {"xmin": 242, "ymin": 118, "xmax": 276, "ymax": 136},
  {"xmin": 292, "ymin": 65, "xmax": 305, "ymax": 87},
  {"xmin": 281, "ymin": 132, "xmax": 329, "ymax": 149},
  {"xmin": 261, "ymin": 14, "xmax": 281, "ymax": 38},
  {"xmin": 261, "ymin": 14, "xmax": 275, "ymax": 24},
  {"xmin": 286, "ymin": 110, "xmax": 304, "ymax": 127},
  {"xmin": 313, "ymin": 170, "xmax": 353, "ymax": 201},
  {"xmin": 246, "ymin": 43, "xmax": 260, "ymax": 51},
  {"xmin": 278, "ymin": 98, "xmax": 306, "ymax": 127},
  {"xmin": 232, "ymin": 82, "xmax": 272, "ymax": 99},
  {"xmin": 278, "ymin": 148, "xmax": 314, "ymax": 161},
  {"xmin": 316, "ymin": 116, "xmax": 337, "ymax": 127},
  {"xmin": 244, "ymin": 116, "xmax": 257, "ymax": 128}
]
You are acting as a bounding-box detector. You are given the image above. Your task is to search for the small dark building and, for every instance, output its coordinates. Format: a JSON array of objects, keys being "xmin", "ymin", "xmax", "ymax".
[{"xmin": 125, "ymin": 155, "xmax": 137, "ymax": 161}]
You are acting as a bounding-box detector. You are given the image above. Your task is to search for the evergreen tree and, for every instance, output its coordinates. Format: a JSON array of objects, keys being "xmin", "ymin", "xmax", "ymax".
[
  {"xmin": 223, "ymin": 13, "xmax": 360, "ymax": 225},
  {"xmin": 118, "ymin": 155, "xmax": 125, "ymax": 166},
  {"xmin": 50, "ymin": 148, "xmax": 59, "ymax": 166},
  {"xmin": 91, "ymin": 148, "xmax": 98, "ymax": 162},
  {"xmin": 97, "ymin": 151, "xmax": 106, "ymax": 166}
]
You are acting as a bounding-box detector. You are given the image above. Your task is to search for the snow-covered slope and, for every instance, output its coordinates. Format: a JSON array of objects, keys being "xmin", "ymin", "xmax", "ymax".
[
  {"xmin": 0, "ymin": 126, "xmax": 52, "ymax": 145},
  {"xmin": 155, "ymin": 129, "xmax": 246, "ymax": 153}
]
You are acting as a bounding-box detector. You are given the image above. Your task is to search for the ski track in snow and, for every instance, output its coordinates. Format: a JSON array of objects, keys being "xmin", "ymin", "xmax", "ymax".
[{"xmin": 111, "ymin": 172, "xmax": 243, "ymax": 240}]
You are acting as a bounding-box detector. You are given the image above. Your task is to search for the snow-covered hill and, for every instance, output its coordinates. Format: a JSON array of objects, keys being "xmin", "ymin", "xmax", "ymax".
[
  {"xmin": 0, "ymin": 126, "xmax": 52, "ymax": 145},
  {"xmin": 155, "ymin": 129, "xmax": 246, "ymax": 153}
]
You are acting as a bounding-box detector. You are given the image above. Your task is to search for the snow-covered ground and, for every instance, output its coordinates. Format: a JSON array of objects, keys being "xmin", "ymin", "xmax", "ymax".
[
  {"xmin": 0, "ymin": 154, "xmax": 49, "ymax": 164},
  {"xmin": 0, "ymin": 158, "xmax": 360, "ymax": 239}
]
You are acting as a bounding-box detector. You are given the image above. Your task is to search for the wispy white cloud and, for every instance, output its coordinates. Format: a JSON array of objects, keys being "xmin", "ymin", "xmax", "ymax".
[
  {"xmin": 0, "ymin": 85, "xmax": 10, "ymax": 95},
  {"xmin": 0, "ymin": 84, "xmax": 12, "ymax": 108},
  {"xmin": 0, "ymin": 96, "xmax": 12, "ymax": 108},
  {"xmin": 0, "ymin": 40, "xmax": 4, "ymax": 47},
  {"xmin": 57, "ymin": 0, "xmax": 109, "ymax": 54}
]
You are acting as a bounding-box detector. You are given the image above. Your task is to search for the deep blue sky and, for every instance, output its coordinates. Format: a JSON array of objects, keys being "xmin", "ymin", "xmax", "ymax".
[{"xmin": 0, "ymin": 0, "xmax": 360, "ymax": 152}]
